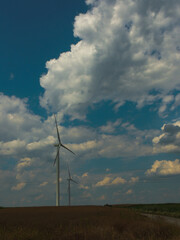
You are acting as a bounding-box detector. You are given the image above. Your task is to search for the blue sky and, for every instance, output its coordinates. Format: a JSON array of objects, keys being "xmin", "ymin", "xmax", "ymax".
[{"xmin": 1, "ymin": 0, "xmax": 180, "ymax": 207}]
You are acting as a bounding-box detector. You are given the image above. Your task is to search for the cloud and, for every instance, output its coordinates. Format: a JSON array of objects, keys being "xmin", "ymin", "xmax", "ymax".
[
  {"xmin": 98, "ymin": 195, "xmax": 105, "ymax": 201},
  {"xmin": 0, "ymin": 93, "xmax": 158, "ymax": 207},
  {"xmin": 0, "ymin": 92, "xmax": 175, "ymax": 205},
  {"xmin": 39, "ymin": 182, "xmax": 48, "ymax": 187},
  {"xmin": 9, "ymin": 73, "xmax": 14, "ymax": 80},
  {"xmin": 111, "ymin": 177, "xmax": 126, "ymax": 185},
  {"xmin": 17, "ymin": 158, "xmax": 32, "ymax": 170},
  {"xmin": 97, "ymin": 134, "xmax": 153, "ymax": 159},
  {"xmin": 26, "ymin": 136, "xmax": 56, "ymax": 151},
  {"xmin": 40, "ymin": 0, "xmax": 180, "ymax": 120},
  {"xmin": 95, "ymin": 177, "xmax": 112, "ymax": 187},
  {"xmin": 171, "ymin": 94, "xmax": 180, "ymax": 110},
  {"xmin": 67, "ymin": 121, "xmax": 157, "ymax": 160},
  {"xmin": 129, "ymin": 177, "xmax": 139, "ymax": 183},
  {"xmin": 0, "ymin": 93, "xmax": 42, "ymax": 142},
  {"xmin": 53, "ymin": 178, "xmax": 62, "ymax": 184},
  {"xmin": 153, "ymin": 121, "xmax": 180, "ymax": 153},
  {"xmin": 100, "ymin": 119, "xmax": 121, "ymax": 133},
  {"xmin": 79, "ymin": 184, "xmax": 89, "ymax": 190},
  {"xmin": 35, "ymin": 194, "xmax": 44, "ymax": 200},
  {"xmin": 126, "ymin": 189, "xmax": 133, "ymax": 195},
  {"xmin": 158, "ymin": 95, "xmax": 174, "ymax": 117},
  {"xmin": 11, "ymin": 182, "xmax": 26, "ymax": 191},
  {"xmin": 61, "ymin": 120, "xmax": 160, "ymax": 161},
  {"xmin": 82, "ymin": 172, "xmax": 88, "ymax": 178},
  {"xmin": 0, "ymin": 93, "xmax": 80, "ymax": 163},
  {"xmin": 146, "ymin": 159, "xmax": 180, "ymax": 176},
  {"xmin": 72, "ymin": 140, "xmax": 99, "ymax": 152},
  {"xmin": 95, "ymin": 176, "xmax": 126, "ymax": 187},
  {"xmin": 85, "ymin": 0, "xmax": 96, "ymax": 5},
  {"xmin": 82, "ymin": 192, "xmax": 92, "ymax": 198},
  {"xmin": 0, "ymin": 139, "xmax": 26, "ymax": 155}
]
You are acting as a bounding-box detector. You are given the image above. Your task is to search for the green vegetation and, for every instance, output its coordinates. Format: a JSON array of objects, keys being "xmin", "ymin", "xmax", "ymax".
[
  {"xmin": 0, "ymin": 206, "xmax": 180, "ymax": 240},
  {"xmin": 121, "ymin": 203, "xmax": 180, "ymax": 218}
]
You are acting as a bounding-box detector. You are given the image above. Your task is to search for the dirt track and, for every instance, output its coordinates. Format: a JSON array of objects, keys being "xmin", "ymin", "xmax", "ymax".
[{"xmin": 142, "ymin": 213, "xmax": 180, "ymax": 226}]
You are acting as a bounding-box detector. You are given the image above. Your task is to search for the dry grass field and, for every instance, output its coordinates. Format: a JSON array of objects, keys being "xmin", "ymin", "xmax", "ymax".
[{"xmin": 0, "ymin": 206, "xmax": 180, "ymax": 240}]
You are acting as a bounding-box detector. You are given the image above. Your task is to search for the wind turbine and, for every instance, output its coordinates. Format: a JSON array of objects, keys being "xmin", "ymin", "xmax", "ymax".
[
  {"xmin": 67, "ymin": 163, "xmax": 78, "ymax": 206},
  {"xmin": 53, "ymin": 114, "xmax": 75, "ymax": 206}
]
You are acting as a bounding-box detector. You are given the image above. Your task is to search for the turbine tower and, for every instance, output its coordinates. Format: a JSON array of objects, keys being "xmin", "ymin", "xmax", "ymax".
[
  {"xmin": 54, "ymin": 114, "xmax": 75, "ymax": 206},
  {"xmin": 67, "ymin": 163, "xmax": 78, "ymax": 206}
]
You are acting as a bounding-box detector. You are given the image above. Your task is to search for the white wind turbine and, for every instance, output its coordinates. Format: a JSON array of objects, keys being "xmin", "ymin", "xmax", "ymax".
[
  {"xmin": 53, "ymin": 114, "xmax": 75, "ymax": 206},
  {"xmin": 67, "ymin": 163, "xmax": 78, "ymax": 206}
]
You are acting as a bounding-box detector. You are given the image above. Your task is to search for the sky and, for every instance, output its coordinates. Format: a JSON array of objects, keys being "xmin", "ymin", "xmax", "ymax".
[{"xmin": 0, "ymin": 0, "xmax": 180, "ymax": 207}]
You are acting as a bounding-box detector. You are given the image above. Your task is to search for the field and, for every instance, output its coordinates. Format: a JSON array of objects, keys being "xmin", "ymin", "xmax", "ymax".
[
  {"xmin": 0, "ymin": 206, "xmax": 180, "ymax": 240},
  {"xmin": 121, "ymin": 203, "xmax": 180, "ymax": 218}
]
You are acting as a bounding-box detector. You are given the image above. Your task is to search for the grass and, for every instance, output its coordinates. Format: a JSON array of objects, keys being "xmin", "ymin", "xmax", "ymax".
[
  {"xmin": 119, "ymin": 203, "xmax": 180, "ymax": 218},
  {"xmin": 0, "ymin": 206, "xmax": 180, "ymax": 240}
]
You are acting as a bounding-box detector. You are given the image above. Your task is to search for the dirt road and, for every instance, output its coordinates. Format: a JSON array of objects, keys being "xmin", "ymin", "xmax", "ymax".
[{"xmin": 142, "ymin": 213, "xmax": 180, "ymax": 226}]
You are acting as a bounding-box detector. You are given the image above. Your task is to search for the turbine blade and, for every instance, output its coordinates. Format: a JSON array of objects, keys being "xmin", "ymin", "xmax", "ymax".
[
  {"xmin": 53, "ymin": 148, "xmax": 59, "ymax": 166},
  {"xmin": 61, "ymin": 144, "xmax": 75, "ymax": 155},
  {"xmin": 53, "ymin": 156, "xmax": 57, "ymax": 166},
  {"xmin": 70, "ymin": 179, "xmax": 78, "ymax": 184},
  {"xmin": 54, "ymin": 114, "xmax": 61, "ymax": 144}
]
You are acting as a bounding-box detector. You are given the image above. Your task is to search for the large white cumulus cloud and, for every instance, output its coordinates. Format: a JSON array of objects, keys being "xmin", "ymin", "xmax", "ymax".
[{"xmin": 40, "ymin": 0, "xmax": 180, "ymax": 119}]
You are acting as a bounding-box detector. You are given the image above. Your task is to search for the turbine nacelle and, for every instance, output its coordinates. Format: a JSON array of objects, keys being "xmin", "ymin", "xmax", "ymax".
[
  {"xmin": 54, "ymin": 144, "xmax": 60, "ymax": 147},
  {"xmin": 67, "ymin": 164, "xmax": 78, "ymax": 183},
  {"xmin": 67, "ymin": 178, "xmax": 78, "ymax": 184}
]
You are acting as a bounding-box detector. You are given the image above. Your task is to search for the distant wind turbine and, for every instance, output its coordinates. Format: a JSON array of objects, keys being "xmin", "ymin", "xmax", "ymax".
[
  {"xmin": 53, "ymin": 114, "xmax": 75, "ymax": 206},
  {"xmin": 67, "ymin": 163, "xmax": 78, "ymax": 206}
]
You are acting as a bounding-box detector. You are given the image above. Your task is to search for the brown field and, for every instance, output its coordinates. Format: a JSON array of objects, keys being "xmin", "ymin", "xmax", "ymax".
[{"xmin": 0, "ymin": 206, "xmax": 180, "ymax": 240}]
